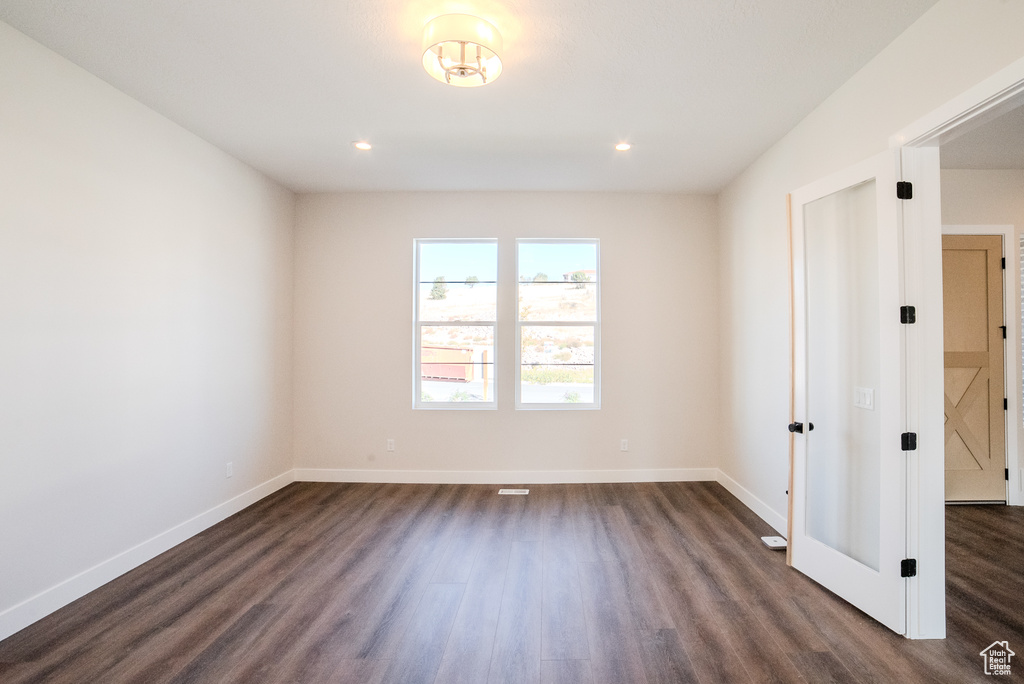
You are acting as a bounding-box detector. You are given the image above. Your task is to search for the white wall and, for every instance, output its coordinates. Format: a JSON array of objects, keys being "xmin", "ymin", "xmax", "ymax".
[
  {"xmin": 942, "ymin": 168, "xmax": 1024, "ymax": 227},
  {"xmin": 293, "ymin": 192, "xmax": 720, "ymax": 481},
  {"xmin": 942, "ymin": 168, "xmax": 1024, "ymax": 502},
  {"xmin": 0, "ymin": 23, "xmax": 295, "ymax": 638},
  {"xmin": 718, "ymin": 0, "xmax": 1024, "ymax": 527}
]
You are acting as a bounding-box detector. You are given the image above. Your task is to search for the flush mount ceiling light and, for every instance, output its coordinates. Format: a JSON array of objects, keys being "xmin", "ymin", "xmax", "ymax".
[
  {"xmin": 422, "ymin": 14, "xmax": 503, "ymax": 87},
  {"xmin": 352, "ymin": 141, "xmax": 372, "ymax": 150},
  {"xmin": 615, "ymin": 143, "xmax": 632, "ymax": 151}
]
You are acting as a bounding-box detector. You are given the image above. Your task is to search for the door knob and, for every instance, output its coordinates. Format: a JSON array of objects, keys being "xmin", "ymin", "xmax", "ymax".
[{"xmin": 788, "ymin": 422, "xmax": 803, "ymax": 433}]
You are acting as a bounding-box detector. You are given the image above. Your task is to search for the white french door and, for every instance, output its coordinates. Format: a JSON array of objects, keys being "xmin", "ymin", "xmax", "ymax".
[{"xmin": 790, "ymin": 150, "xmax": 908, "ymax": 634}]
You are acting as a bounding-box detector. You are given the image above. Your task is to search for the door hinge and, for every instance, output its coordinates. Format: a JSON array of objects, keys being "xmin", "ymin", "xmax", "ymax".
[
  {"xmin": 1007, "ymin": 468, "xmax": 1011, "ymax": 481},
  {"xmin": 1000, "ymin": 325, "xmax": 1007, "ymax": 339},
  {"xmin": 1002, "ymin": 257, "xmax": 1006, "ymax": 269},
  {"xmin": 896, "ymin": 181, "xmax": 913, "ymax": 200},
  {"xmin": 900, "ymin": 306, "xmax": 916, "ymax": 324},
  {"xmin": 901, "ymin": 558, "xmax": 918, "ymax": 578},
  {"xmin": 1005, "ymin": 398, "xmax": 1009, "ymax": 411},
  {"xmin": 901, "ymin": 432, "xmax": 917, "ymax": 451}
]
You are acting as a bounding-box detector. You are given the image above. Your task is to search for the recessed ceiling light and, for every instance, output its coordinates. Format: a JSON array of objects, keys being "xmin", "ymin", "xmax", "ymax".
[
  {"xmin": 353, "ymin": 141, "xmax": 372, "ymax": 151},
  {"xmin": 615, "ymin": 143, "xmax": 632, "ymax": 151}
]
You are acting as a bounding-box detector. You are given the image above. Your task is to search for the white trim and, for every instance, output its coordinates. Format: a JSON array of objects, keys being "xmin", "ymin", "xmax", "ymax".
[
  {"xmin": 0, "ymin": 470, "xmax": 296, "ymax": 642},
  {"xmin": 715, "ymin": 470, "xmax": 787, "ymax": 536},
  {"xmin": 891, "ymin": 55, "xmax": 1024, "ymax": 149},
  {"xmin": 905, "ymin": 158, "xmax": 939, "ymax": 642},
  {"xmin": 942, "ymin": 225, "xmax": 1021, "ymax": 507},
  {"xmin": 899, "ymin": 146, "xmax": 946, "ymax": 640},
  {"xmin": 294, "ymin": 467, "xmax": 717, "ymax": 485}
]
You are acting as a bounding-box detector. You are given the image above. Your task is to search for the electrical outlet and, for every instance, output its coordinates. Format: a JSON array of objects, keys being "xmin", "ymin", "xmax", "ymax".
[
  {"xmin": 386, "ymin": 439, "xmax": 395, "ymax": 452},
  {"xmin": 620, "ymin": 439, "xmax": 629, "ymax": 452},
  {"xmin": 226, "ymin": 462, "xmax": 233, "ymax": 478}
]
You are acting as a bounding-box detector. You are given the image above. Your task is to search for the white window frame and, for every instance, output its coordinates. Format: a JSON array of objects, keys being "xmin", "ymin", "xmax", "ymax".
[
  {"xmin": 515, "ymin": 238, "xmax": 601, "ymax": 410},
  {"xmin": 413, "ymin": 238, "xmax": 498, "ymax": 410}
]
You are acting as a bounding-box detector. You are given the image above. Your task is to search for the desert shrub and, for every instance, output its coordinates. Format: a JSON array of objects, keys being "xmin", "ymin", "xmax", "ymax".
[{"xmin": 430, "ymin": 276, "xmax": 448, "ymax": 300}]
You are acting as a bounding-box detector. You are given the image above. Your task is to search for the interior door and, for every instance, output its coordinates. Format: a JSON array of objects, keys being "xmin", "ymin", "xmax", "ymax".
[
  {"xmin": 942, "ymin": 234, "xmax": 1006, "ymax": 502},
  {"xmin": 790, "ymin": 151, "xmax": 907, "ymax": 634}
]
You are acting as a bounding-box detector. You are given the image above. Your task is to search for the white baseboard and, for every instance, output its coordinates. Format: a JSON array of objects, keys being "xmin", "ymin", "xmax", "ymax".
[
  {"xmin": 715, "ymin": 469, "xmax": 788, "ymax": 536},
  {"xmin": 0, "ymin": 470, "xmax": 296, "ymax": 642},
  {"xmin": 293, "ymin": 467, "xmax": 720, "ymax": 485}
]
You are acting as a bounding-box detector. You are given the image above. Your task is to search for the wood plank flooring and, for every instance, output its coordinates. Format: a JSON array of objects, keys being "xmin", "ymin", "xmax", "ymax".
[{"xmin": 1, "ymin": 482, "xmax": 1022, "ymax": 683}]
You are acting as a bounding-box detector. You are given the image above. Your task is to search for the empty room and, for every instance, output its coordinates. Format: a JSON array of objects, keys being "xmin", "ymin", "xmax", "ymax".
[{"xmin": 2, "ymin": 1, "xmax": 1024, "ymax": 682}]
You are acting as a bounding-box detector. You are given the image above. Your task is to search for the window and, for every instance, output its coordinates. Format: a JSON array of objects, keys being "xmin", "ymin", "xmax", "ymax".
[
  {"xmin": 516, "ymin": 239, "xmax": 600, "ymax": 408},
  {"xmin": 414, "ymin": 239, "xmax": 497, "ymax": 408}
]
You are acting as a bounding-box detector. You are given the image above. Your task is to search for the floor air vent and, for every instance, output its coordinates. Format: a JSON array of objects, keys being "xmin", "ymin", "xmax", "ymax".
[{"xmin": 498, "ymin": 488, "xmax": 529, "ymax": 495}]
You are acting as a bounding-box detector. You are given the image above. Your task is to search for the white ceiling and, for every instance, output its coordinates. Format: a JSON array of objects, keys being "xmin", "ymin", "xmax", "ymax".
[
  {"xmin": 0, "ymin": 0, "xmax": 940, "ymax": 193},
  {"xmin": 941, "ymin": 104, "xmax": 1024, "ymax": 170}
]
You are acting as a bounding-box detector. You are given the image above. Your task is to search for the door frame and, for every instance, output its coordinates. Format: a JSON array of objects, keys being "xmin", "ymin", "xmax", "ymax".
[
  {"xmin": 891, "ymin": 55, "xmax": 1024, "ymax": 638},
  {"xmin": 941, "ymin": 225, "xmax": 1018, "ymax": 504}
]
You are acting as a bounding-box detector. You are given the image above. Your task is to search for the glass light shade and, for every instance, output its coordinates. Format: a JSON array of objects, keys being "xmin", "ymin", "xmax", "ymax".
[{"xmin": 422, "ymin": 14, "xmax": 503, "ymax": 87}]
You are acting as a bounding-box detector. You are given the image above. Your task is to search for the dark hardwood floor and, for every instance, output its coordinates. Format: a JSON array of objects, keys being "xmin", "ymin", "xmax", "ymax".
[{"xmin": 1, "ymin": 482, "xmax": 1022, "ymax": 683}]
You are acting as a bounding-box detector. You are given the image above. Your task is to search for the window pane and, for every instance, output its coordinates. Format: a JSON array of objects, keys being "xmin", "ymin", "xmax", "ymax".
[
  {"xmin": 518, "ymin": 242, "xmax": 597, "ymax": 283},
  {"xmin": 420, "ymin": 325, "xmax": 494, "ymax": 403},
  {"xmin": 519, "ymin": 281, "xmax": 596, "ymax": 321},
  {"xmin": 520, "ymin": 325, "xmax": 594, "ymax": 404},
  {"xmin": 419, "ymin": 281, "xmax": 497, "ymax": 321},
  {"xmin": 420, "ymin": 242, "xmax": 498, "ymax": 282},
  {"xmin": 519, "ymin": 365, "xmax": 595, "ymax": 404}
]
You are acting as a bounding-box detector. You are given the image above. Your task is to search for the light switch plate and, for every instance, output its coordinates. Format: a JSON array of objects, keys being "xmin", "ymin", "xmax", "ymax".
[{"xmin": 854, "ymin": 387, "xmax": 874, "ymax": 410}]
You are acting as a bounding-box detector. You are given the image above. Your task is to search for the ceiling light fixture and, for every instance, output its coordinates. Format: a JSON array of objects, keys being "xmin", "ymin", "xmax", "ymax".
[
  {"xmin": 353, "ymin": 141, "xmax": 372, "ymax": 150},
  {"xmin": 422, "ymin": 14, "xmax": 503, "ymax": 87},
  {"xmin": 615, "ymin": 143, "xmax": 632, "ymax": 151}
]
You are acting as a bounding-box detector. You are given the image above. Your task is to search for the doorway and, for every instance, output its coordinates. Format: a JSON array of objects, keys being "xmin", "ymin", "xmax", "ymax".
[
  {"xmin": 840, "ymin": 55, "xmax": 1024, "ymax": 638},
  {"xmin": 887, "ymin": 55, "xmax": 1024, "ymax": 638}
]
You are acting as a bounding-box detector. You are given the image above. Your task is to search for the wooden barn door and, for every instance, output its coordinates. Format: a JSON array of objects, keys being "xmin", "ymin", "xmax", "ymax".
[{"xmin": 942, "ymin": 234, "xmax": 1006, "ymax": 502}]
